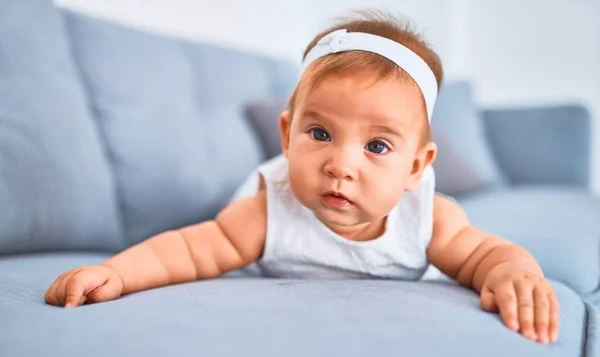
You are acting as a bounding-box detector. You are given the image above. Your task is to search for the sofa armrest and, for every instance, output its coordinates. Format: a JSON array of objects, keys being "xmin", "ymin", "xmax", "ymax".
[{"xmin": 481, "ymin": 104, "xmax": 591, "ymax": 187}]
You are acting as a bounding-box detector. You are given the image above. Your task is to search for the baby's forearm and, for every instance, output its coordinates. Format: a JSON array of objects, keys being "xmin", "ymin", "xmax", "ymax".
[
  {"xmin": 455, "ymin": 228, "xmax": 542, "ymax": 292},
  {"xmin": 101, "ymin": 221, "xmax": 227, "ymax": 295}
]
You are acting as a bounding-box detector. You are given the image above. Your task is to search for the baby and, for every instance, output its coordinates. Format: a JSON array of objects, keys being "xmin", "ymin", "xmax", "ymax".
[{"xmin": 45, "ymin": 10, "xmax": 559, "ymax": 344}]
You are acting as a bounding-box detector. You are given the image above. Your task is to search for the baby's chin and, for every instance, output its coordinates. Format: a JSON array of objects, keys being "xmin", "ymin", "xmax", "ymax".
[
  {"xmin": 293, "ymin": 191, "xmax": 387, "ymax": 228},
  {"xmin": 312, "ymin": 203, "xmax": 380, "ymax": 228},
  {"xmin": 314, "ymin": 209, "xmax": 359, "ymax": 226},
  {"xmin": 313, "ymin": 209, "xmax": 389, "ymax": 242}
]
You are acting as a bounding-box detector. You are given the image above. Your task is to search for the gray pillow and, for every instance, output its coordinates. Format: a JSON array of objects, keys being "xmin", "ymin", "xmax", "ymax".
[
  {"xmin": 431, "ymin": 131, "xmax": 482, "ymax": 196},
  {"xmin": 430, "ymin": 81, "xmax": 505, "ymax": 197},
  {"xmin": 245, "ymin": 98, "xmax": 288, "ymax": 159}
]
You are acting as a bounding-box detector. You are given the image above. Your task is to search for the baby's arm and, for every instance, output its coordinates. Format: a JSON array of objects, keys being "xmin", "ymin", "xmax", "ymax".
[
  {"xmin": 44, "ymin": 190, "xmax": 267, "ymax": 307},
  {"xmin": 426, "ymin": 195, "xmax": 558, "ymax": 343}
]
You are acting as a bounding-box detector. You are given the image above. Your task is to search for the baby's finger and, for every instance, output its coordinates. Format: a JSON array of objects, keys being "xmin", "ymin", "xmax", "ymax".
[
  {"xmin": 480, "ymin": 285, "xmax": 498, "ymax": 313},
  {"xmin": 44, "ymin": 272, "xmax": 69, "ymax": 306},
  {"xmin": 64, "ymin": 269, "xmax": 103, "ymax": 307},
  {"xmin": 533, "ymin": 285, "xmax": 550, "ymax": 343},
  {"xmin": 548, "ymin": 288, "xmax": 560, "ymax": 342},
  {"xmin": 87, "ymin": 276, "xmax": 121, "ymax": 303},
  {"xmin": 515, "ymin": 280, "xmax": 536, "ymax": 341},
  {"xmin": 55, "ymin": 270, "xmax": 80, "ymax": 306},
  {"xmin": 495, "ymin": 282, "xmax": 519, "ymax": 331},
  {"xmin": 64, "ymin": 271, "xmax": 87, "ymax": 307},
  {"xmin": 79, "ymin": 295, "xmax": 87, "ymax": 305}
]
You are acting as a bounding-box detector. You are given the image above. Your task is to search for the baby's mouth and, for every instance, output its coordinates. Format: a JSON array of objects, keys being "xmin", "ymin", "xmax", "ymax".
[{"xmin": 321, "ymin": 191, "xmax": 353, "ymax": 209}]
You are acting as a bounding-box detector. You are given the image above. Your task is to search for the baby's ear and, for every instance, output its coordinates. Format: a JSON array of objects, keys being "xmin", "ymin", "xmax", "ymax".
[
  {"xmin": 278, "ymin": 111, "xmax": 291, "ymax": 158},
  {"xmin": 405, "ymin": 141, "xmax": 437, "ymax": 191}
]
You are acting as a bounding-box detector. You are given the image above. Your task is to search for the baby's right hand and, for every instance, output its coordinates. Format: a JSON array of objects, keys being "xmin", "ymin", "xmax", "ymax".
[{"xmin": 44, "ymin": 265, "xmax": 124, "ymax": 307}]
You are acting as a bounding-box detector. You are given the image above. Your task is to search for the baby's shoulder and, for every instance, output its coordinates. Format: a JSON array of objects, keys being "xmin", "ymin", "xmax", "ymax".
[
  {"xmin": 229, "ymin": 154, "xmax": 287, "ymax": 203},
  {"xmin": 257, "ymin": 154, "xmax": 289, "ymax": 185}
]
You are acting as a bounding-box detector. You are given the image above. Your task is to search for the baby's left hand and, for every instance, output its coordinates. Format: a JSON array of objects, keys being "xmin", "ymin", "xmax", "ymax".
[{"xmin": 479, "ymin": 261, "xmax": 559, "ymax": 344}]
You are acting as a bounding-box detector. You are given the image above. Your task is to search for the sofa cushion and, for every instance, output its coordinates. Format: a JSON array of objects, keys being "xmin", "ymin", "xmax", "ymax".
[
  {"xmin": 63, "ymin": 10, "xmax": 297, "ymax": 245},
  {"xmin": 458, "ymin": 187, "xmax": 600, "ymax": 301},
  {"xmin": 431, "ymin": 81, "xmax": 505, "ymax": 197},
  {"xmin": 0, "ymin": 0, "xmax": 123, "ymax": 255},
  {"xmin": 245, "ymin": 97, "xmax": 288, "ymax": 159},
  {"xmin": 0, "ymin": 253, "xmax": 594, "ymax": 357},
  {"xmin": 482, "ymin": 105, "xmax": 591, "ymax": 187}
]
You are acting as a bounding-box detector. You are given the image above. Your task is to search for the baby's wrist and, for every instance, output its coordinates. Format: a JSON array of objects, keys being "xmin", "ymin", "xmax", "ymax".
[
  {"xmin": 100, "ymin": 262, "xmax": 127, "ymax": 288},
  {"xmin": 486, "ymin": 259, "xmax": 544, "ymax": 281}
]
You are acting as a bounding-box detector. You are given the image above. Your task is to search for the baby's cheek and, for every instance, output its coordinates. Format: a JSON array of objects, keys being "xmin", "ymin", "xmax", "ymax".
[
  {"xmin": 364, "ymin": 176, "xmax": 405, "ymax": 215},
  {"xmin": 288, "ymin": 162, "xmax": 316, "ymax": 202}
]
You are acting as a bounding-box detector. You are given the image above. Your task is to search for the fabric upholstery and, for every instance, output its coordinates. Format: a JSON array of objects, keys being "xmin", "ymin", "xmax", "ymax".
[
  {"xmin": 0, "ymin": 253, "xmax": 595, "ymax": 357},
  {"xmin": 481, "ymin": 105, "xmax": 591, "ymax": 187},
  {"xmin": 0, "ymin": 0, "xmax": 123, "ymax": 255},
  {"xmin": 245, "ymin": 97, "xmax": 288, "ymax": 159},
  {"xmin": 430, "ymin": 81, "xmax": 505, "ymax": 196},
  {"xmin": 63, "ymin": 11, "xmax": 297, "ymax": 245}
]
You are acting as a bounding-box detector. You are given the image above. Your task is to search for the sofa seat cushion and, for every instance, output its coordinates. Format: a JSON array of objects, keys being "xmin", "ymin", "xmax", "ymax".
[{"xmin": 0, "ymin": 252, "xmax": 595, "ymax": 357}]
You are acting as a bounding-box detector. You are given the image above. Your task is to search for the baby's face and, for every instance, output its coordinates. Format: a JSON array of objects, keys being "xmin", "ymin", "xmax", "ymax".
[{"xmin": 280, "ymin": 72, "xmax": 436, "ymax": 230}]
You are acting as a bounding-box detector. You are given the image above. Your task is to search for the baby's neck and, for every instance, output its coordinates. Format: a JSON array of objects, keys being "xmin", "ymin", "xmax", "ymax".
[{"xmin": 321, "ymin": 217, "xmax": 387, "ymax": 242}]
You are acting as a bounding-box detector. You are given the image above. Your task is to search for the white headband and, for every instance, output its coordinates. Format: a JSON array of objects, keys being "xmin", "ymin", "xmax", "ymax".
[{"xmin": 301, "ymin": 29, "xmax": 438, "ymax": 121}]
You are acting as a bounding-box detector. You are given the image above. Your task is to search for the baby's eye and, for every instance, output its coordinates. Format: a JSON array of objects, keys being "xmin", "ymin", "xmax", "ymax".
[
  {"xmin": 365, "ymin": 140, "xmax": 389, "ymax": 154},
  {"xmin": 310, "ymin": 128, "xmax": 330, "ymax": 142}
]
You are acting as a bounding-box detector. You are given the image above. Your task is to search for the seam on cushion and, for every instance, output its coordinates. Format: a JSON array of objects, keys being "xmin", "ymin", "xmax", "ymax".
[
  {"xmin": 179, "ymin": 41, "xmax": 222, "ymax": 201},
  {"xmin": 582, "ymin": 299, "xmax": 600, "ymax": 357},
  {"xmin": 580, "ymin": 298, "xmax": 600, "ymax": 357},
  {"xmin": 581, "ymin": 302, "xmax": 588, "ymax": 357},
  {"xmin": 582, "ymin": 237, "xmax": 600, "ymax": 305},
  {"xmin": 60, "ymin": 9, "xmax": 127, "ymax": 249}
]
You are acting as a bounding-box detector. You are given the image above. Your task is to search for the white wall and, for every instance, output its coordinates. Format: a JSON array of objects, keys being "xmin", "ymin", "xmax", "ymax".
[
  {"xmin": 55, "ymin": 0, "xmax": 449, "ymax": 62},
  {"xmin": 56, "ymin": 0, "xmax": 600, "ymax": 194},
  {"xmin": 55, "ymin": 0, "xmax": 308, "ymax": 61}
]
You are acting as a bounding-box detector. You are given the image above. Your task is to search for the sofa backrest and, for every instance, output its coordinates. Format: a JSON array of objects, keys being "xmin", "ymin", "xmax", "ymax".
[
  {"xmin": 1, "ymin": 0, "xmax": 590, "ymax": 257},
  {"xmin": 63, "ymin": 10, "xmax": 298, "ymax": 247},
  {"xmin": 481, "ymin": 105, "xmax": 591, "ymax": 187},
  {"xmin": 0, "ymin": 0, "xmax": 123, "ymax": 255},
  {"xmin": 0, "ymin": 0, "xmax": 297, "ymax": 255}
]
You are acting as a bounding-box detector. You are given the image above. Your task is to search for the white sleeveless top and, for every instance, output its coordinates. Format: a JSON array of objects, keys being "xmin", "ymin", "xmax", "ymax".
[{"xmin": 230, "ymin": 154, "xmax": 437, "ymax": 280}]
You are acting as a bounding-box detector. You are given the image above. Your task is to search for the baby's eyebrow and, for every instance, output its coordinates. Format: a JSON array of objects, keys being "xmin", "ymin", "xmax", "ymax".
[
  {"xmin": 301, "ymin": 110, "xmax": 405, "ymax": 139},
  {"xmin": 370, "ymin": 124, "xmax": 404, "ymax": 138},
  {"xmin": 301, "ymin": 110, "xmax": 329, "ymax": 122}
]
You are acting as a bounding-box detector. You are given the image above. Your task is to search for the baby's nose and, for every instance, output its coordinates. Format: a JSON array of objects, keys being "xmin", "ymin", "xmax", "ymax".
[{"xmin": 324, "ymin": 152, "xmax": 358, "ymax": 180}]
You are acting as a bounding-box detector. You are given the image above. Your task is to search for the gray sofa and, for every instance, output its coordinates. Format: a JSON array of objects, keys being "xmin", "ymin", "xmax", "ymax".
[{"xmin": 1, "ymin": 1, "xmax": 599, "ymax": 356}]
